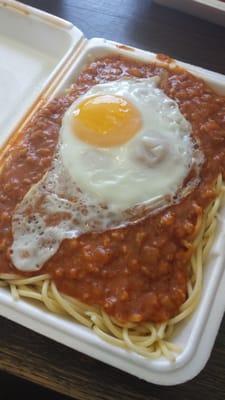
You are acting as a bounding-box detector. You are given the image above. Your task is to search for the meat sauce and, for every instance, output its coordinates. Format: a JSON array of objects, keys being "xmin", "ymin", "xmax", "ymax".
[{"xmin": 0, "ymin": 56, "xmax": 225, "ymax": 323}]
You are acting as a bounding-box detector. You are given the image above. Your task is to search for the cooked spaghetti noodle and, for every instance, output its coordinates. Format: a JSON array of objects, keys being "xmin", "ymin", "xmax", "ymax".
[{"xmin": 1, "ymin": 175, "xmax": 224, "ymax": 361}]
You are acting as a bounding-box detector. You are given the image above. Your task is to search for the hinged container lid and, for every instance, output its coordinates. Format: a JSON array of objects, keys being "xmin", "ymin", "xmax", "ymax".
[{"xmin": 0, "ymin": 0, "xmax": 84, "ymax": 147}]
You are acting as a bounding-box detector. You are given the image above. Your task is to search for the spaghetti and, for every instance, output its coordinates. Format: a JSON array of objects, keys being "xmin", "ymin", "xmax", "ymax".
[
  {"xmin": 0, "ymin": 55, "xmax": 225, "ymax": 360},
  {"xmin": 1, "ymin": 174, "xmax": 224, "ymax": 360}
]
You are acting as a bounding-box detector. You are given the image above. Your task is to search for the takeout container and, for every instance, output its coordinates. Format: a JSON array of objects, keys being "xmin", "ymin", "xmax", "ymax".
[
  {"xmin": 154, "ymin": 0, "xmax": 225, "ymax": 27},
  {"xmin": 1, "ymin": 0, "xmax": 225, "ymax": 386}
]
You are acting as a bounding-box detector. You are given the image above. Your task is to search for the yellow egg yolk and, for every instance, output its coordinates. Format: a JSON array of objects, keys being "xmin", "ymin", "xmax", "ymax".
[{"xmin": 72, "ymin": 94, "xmax": 142, "ymax": 147}]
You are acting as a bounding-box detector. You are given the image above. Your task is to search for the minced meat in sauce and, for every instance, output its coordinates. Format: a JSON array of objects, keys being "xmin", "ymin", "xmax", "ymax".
[{"xmin": 0, "ymin": 55, "xmax": 225, "ymax": 323}]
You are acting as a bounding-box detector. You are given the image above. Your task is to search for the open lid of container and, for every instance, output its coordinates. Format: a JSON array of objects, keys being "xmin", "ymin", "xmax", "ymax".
[{"xmin": 0, "ymin": 0, "xmax": 85, "ymax": 147}]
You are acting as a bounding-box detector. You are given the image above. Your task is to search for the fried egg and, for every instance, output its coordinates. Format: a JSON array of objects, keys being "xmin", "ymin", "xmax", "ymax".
[{"xmin": 11, "ymin": 77, "xmax": 201, "ymax": 271}]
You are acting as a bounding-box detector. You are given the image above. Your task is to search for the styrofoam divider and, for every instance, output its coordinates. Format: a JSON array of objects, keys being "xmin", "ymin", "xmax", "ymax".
[{"xmin": 1, "ymin": 35, "xmax": 225, "ymax": 384}]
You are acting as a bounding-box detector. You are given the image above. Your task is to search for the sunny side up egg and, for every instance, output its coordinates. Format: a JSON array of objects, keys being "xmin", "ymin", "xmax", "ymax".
[
  {"xmin": 10, "ymin": 77, "xmax": 201, "ymax": 272},
  {"xmin": 61, "ymin": 78, "xmax": 193, "ymax": 211}
]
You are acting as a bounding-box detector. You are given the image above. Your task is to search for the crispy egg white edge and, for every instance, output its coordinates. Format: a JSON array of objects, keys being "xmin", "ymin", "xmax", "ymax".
[{"xmin": 11, "ymin": 77, "xmax": 201, "ymax": 271}]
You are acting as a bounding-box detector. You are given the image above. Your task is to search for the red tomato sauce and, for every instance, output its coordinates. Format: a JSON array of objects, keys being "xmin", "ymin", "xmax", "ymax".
[{"xmin": 0, "ymin": 56, "xmax": 225, "ymax": 323}]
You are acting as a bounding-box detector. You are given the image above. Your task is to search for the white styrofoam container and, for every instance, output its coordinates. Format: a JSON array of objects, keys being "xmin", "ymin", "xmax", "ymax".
[
  {"xmin": 154, "ymin": 0, "xmax": 225, "ymax": 27},
  {"xmin": 0, "ymin": 0, "xmax": 225, "ymax": 386}
]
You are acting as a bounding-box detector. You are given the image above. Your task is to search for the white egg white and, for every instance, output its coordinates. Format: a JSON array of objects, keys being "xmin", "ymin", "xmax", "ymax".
[
  {"xmin": 11, "ymin": 78, "xmax": 201, "ymax": 271},
  {"xmin": 60, "ymin": 78, "xmax": 193, "ymax": 212}
]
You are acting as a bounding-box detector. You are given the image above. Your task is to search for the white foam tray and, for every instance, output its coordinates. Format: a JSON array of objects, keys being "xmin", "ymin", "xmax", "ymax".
[
  {"xmin": 154, "ymin": 0, "xmax": 225, "ymax": 27},
  {"xmin": 0, "ymin": 0, "xmax": 225, "ymax": 386}
]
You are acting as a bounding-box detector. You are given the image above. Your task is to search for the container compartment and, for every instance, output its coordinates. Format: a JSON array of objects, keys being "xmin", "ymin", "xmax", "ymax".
[{"xmin": 1, "ymin": 36, "xmax": 225, "ymax": 385}]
